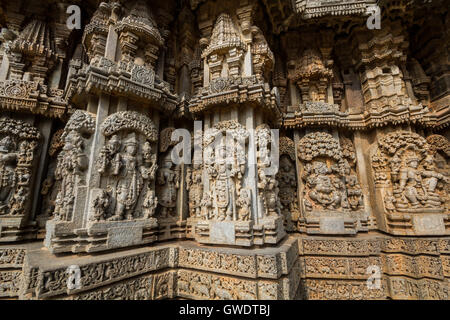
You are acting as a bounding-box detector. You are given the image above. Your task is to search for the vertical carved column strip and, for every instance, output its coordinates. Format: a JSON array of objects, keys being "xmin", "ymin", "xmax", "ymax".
[
  {"xmin": 31, "ymin": 119, "xmax": 53, "ymax": 220},
  {"xmin": 293, "ymin": 130, "xmax": 304, "ymax": 228},
  {"xmin": 244, "ymin": 107, "xmax": 258, "ymax": 224},
  {"xmin": 353, "ymin": 131, "xmax": 375, "ymax": 228}
]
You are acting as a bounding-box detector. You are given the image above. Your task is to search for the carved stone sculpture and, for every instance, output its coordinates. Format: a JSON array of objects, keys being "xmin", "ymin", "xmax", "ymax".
[
  {"xmin": 277, "ymin": 137, "xmax": 298, "ymax": 231},
  {"xmin": 1, "ymin": 0, "xmax": 450, "ymax": 301},
  {"xmin": 372, "ymin": 131, "xmax": 449, "ymax": 214},
  {"xmin": 298, "ymin": 132, "xmax": 363, "ymax": 213}
]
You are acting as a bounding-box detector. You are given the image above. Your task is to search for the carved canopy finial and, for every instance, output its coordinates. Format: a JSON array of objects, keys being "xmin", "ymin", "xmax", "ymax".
[{"xmin": 100, "ymin": 111, "xmax": 158, "ymax": 141}]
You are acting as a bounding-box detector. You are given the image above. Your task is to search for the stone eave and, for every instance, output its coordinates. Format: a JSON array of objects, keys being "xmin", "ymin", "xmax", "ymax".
[
  {"xmin": 188, "ymin": 82, "xmax": 281, "ymax": 119},
  {"xmin": 65, "ymin": 61, "xmax": 178, "ymax": 113},
  {"xmin": 0, "ymin": 80, "xmax": 67, "ymax": 118},
  {"xmin": 281, "ymin": 104, "xmax": 450, "ymax": 130},
  {"xmin": 293, "ymin": 0, "xmax": 376, "ymax": 19}
]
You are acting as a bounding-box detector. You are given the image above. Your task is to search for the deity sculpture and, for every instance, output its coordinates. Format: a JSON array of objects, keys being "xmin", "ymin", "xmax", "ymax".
[
  {"xmin": 141, "ymin": 141, "xmax": 158, "ymax": 181},
  {"xmin": 53, "ymin": 131, "xmax": 88, "ymax": 221},
  {"xmin": 395, "ymin": 153, "xmax": 423, "ymax": 209},
  {"xmin": 256, "ymin": 124, "xmax": 281, "ymax": 218},
  {"xmin": 372, "ymin": 132, "xmax": 449, "ymax": 213},
  {"xmin": 210, "ymin": 143, "xmax": 235, "ymax": 221},
  {"xmin": 394, "ymin": 152, "xmax": 448, "ymax": 210},
  {"xmin": 277, "ymin": 155, "xmax": 298, "ymax": 229},
  {"xmin": 298, "ymin": 132, "xmax": 363, "ymax": 213},
  {"xmin": 186, "ymin": 162, "xmax": 203, "ymax": 217},
  {"xmin": 109, "ymin": 134, "xmax": 143, "ymax": 221},
  {"xmin": 0, "ymin": 136, "xmax": 17, "ymax": 215},
  {"xmin": 156, "ymin": 152, "xmax": 179, "ymax": 219},
  {"xmin": 303, "ymin": 161, "xmax": 342, "ymax": 211}
]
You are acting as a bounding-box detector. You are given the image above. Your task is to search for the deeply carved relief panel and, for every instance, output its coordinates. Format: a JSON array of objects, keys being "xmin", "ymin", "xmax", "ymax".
[
  {"xmin": 256, "ymin": 124, "xmax": 281, "ymax": 220},
  {"xmin": 297, "ymin": 132, "xmax": 367, "ymax": 235},
  {"xmin": 0, "ymin": 117, "xmax": 40, "ymax": 241},
  {"xmin": 51, "ymin": 111, "xmax": 95, "ymax": 222},
  {"xmin": 202, "ymin": 120, "xmax": 249, "ymax": 222},
  {"xmin": 45, "ymin": 110, "xmax": 165, "ymax": 253},
  {"xmin": 93, "ymin": 111, "xmax": 159, "ymax": 222},
  {"xmin": 371, "ymin": 131, "xmax": 450, "ymax": 235},
  {"xmin": 277, "ymin": 137, "xmax": 298, "ymax": 231},
  {"xmin": 187, "ymin": 119, "xmax": 285, "ymax": 246},
  {"xmin": 156, "ymin": 127, "xmax": 180, "ymax": 221},
  {"xmin": 298, "ymin": 132, "xmax": 363, "ymax": 213}
]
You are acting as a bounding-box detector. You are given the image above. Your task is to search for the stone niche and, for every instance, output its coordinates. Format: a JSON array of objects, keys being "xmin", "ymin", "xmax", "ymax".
[
  {"xmin": 44, "ymin": 0, "xmax": 182, "ymax": 253},
  {"xmin": 186, "ymin": 120, "xmax": 285, "ymax": 246},
  {"xmin": 44, "ymin": 110, "xmax": 162, "ymax": 253},
  {"xmin": 185, "ymin": 3, "xmax": 286, "ymax": 246},
  {"xmin": 0, "ymin": 117, "xmax": 41, "ymax": 241},
  {"xmin": 371, "ymin": 131, "xmax": 450, "ymax": 235},
  {"xmin": 296, "ymin": 131, "xmax": 369, "ymax": 235}
]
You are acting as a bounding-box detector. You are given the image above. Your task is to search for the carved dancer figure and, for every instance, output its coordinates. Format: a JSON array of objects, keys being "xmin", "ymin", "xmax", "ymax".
[
  {"xmin": 397, "ymin": 154, "xmax": 423, "ymax": 209},
  {"xmin": 97, "ymin": 134, "xmax": 121, "ymax": 174}
]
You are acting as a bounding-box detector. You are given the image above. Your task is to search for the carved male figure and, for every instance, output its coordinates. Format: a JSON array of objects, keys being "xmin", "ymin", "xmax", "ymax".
[
  {"xmin": 110, "ymin": 134, "xmax": 143, "ymax": 220},
  {"xmin": 156, "ymin": 152, "xmax": 179, "ymax": 218}
]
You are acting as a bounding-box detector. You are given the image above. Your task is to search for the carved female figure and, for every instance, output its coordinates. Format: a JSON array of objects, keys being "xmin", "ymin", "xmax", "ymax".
[{"xmin": 141, "ymin": 141, "xmax": 157, "ymax": 180}]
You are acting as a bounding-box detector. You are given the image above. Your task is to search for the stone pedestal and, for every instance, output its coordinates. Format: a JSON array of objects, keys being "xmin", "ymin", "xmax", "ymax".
[{"xmin": 189, "ymin": 216, "xmax": 285, "ymax": 246}]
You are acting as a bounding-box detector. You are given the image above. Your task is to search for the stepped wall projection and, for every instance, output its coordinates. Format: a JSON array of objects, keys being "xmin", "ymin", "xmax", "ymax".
[{"xmin": 0, "ymin": 0, "xmax": 449, "ymax": 300}]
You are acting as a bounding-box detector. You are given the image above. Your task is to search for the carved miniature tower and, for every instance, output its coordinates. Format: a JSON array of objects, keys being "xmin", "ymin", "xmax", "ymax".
[
  {"xmin": 186, "ymin": 4, "xmax": 285, "ymax": 246},
  {"xmin": 0, "ymin": 3, "xmax": 73, "ymax": 241},
  {"xmin": 44, "ymin": 0, "xmax": 179, "ymax": 253}
]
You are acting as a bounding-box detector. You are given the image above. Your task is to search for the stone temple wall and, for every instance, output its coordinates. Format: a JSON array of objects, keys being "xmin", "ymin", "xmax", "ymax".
[{"xmin": 0, "ymin": 0, "xmax": 449, "ymax": 300}]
